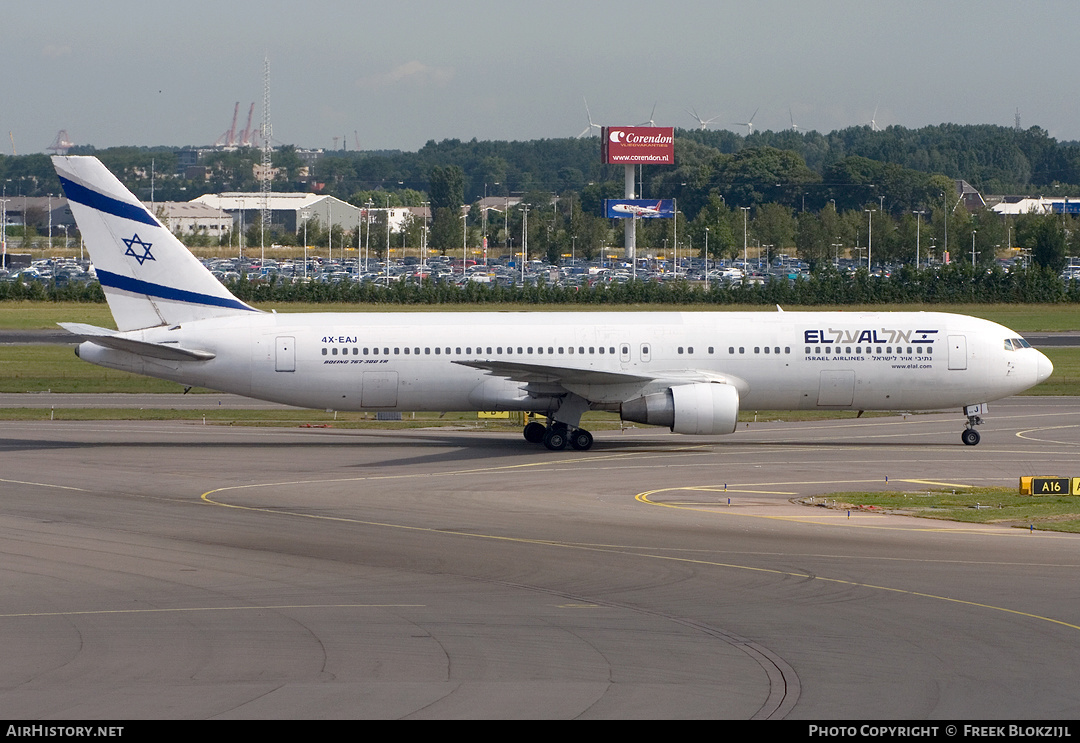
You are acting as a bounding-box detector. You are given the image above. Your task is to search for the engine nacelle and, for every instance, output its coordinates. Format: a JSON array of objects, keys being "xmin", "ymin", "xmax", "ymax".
[{"xmin": 621, "ymin": 383, "xmax": 739, "ymax": 435}]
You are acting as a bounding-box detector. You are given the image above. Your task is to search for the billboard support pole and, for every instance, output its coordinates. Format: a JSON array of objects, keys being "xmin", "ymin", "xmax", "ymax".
[{"xmin": 624, "ymin": 163, "xmax": 635, "ymax": 263}]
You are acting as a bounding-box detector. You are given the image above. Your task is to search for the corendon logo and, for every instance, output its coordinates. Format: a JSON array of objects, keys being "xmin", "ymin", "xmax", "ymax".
[
  {"xmin": 608, "ymin": 129, "xmax": 675, "ymax": 145},
  {"xmin": 602, "ymin": 126, "xmax": 675, "ymax": 164}
]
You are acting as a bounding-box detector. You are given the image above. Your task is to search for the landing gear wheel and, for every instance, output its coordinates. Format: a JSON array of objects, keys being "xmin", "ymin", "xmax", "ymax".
[
  {"xmin": 961, "ymin": 428, "xmax": 981, "ymax": 446},
  {"xmin": 543, "ymin": 428, "xmax": 567, "ymax": 451},
  {"xmin": 568, "ymin": 429, "xmax": 594, "ymax": 451},
  {"xmin": 523, "ymin": 421, "xmax": 546, "ymax": 444}
]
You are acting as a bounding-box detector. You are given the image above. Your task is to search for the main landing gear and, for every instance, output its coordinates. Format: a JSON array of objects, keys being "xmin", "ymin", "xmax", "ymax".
[
  {"xmin": 961, "ymin": 403, "xmax": 986, "ymax": 446},
  {"xmin": 522, "ymin": 420, "xmax": 594, "ymax": 451}
]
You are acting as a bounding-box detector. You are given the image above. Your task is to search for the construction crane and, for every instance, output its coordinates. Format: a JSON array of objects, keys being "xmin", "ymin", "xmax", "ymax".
[{"xmin": 214, "ymin": 103, "xmax": 240, "ymax": 147}]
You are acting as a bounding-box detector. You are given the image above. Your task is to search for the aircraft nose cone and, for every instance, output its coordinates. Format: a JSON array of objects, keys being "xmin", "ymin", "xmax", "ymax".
[{"xmin": 1036, "ymin": 350, "xmax": 1054, "ymax": 385}]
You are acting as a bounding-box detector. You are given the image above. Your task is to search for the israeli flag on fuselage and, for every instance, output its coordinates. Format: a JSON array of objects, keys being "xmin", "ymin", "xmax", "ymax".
[{"xmin": 53, "ymin": 156, "xmax": 257, "ymax": 331}]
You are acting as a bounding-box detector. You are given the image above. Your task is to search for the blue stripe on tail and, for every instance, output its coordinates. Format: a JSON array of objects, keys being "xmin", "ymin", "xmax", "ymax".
[
  {"xmin": 58, "ymin": 175, "xmax": 158, "ymax": 227},
  {"xmin": 97, "ymin": 269, "xmax": 256, "ymax": 312}
]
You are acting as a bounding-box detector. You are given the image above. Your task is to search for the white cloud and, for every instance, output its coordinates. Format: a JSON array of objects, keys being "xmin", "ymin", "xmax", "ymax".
[{"xmin": 356, "ymin": 61, "xmax": 454, "ymax": 90}]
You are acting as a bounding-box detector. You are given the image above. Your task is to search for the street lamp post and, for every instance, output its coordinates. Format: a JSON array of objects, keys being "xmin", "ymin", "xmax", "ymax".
[
  {"xmin": 865, "ymin": 209, "xmax": 875, "ymax": 271},
  {"xmin": 300, "ymin": 209, "xmax": 310, "ymax": 279},
  {"xmin": 913, "ymin": 210, "xmax": 926, "ymax": 269},
  {"xmin": 365, "ymin": 199, "xmax": 374, "ymax": 274},
  {"xmin": 0, "ymin": 197, "xmax": 8, "ymax": 270},
  {"xmin": 704, "ymin": 227, "xmax": 709, "ymax": 291},
  {"xmin": 740, "ymin": 206, "xmax": 750, "ymax": 270}
]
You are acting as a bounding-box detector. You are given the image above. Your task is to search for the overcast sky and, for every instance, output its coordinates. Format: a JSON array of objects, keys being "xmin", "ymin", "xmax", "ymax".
[{"xmin": 4, "ymin": 1, "xmax": 1076, "ymax": 154}]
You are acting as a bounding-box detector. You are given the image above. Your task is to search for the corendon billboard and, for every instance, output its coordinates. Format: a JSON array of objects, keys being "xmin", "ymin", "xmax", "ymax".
[{"xmin": 601, "ymin": 126, "xmax": 675, "ymax": 165}]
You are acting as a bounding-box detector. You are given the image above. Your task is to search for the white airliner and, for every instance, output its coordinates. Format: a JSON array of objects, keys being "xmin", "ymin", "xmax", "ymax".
[
  {"xmin": 611, "ymin": 200, "xmax": 665, "ymax": 217},
  {"xmin": 54, "ymin": 156, "xmax": 1053, "ymax": 450}
]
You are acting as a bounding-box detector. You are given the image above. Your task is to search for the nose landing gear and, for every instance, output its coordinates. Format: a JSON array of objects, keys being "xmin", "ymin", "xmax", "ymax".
[{"xmin": 961, "ymin": 403, "xmax": 986, "ymax": 446}]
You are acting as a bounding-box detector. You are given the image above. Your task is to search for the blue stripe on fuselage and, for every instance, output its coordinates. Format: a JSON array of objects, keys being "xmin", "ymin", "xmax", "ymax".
[
  {"xmin": 97, "ymin": 269, "xmax": 257, "ymax": 312},
  {"xmin": 58, "ymin": 176, "xmax": 158, "ymax": 227}
]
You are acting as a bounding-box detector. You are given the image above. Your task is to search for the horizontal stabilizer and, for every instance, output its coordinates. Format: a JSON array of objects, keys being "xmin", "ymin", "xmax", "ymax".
[{"xmin": 59, "ymin": 323, "xmax": 216, "ymax": 361}]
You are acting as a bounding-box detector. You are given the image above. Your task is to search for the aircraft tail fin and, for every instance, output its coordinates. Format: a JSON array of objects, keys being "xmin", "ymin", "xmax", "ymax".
[{"xmin": 53, "ymin": 156, "xmax": 258, "ymax": 331}]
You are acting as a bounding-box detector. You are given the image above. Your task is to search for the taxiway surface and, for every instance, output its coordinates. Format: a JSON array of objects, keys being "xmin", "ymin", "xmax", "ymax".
[{"xmin": 2, "ymin": 397, "xmax": 1079, "ymax": 719}]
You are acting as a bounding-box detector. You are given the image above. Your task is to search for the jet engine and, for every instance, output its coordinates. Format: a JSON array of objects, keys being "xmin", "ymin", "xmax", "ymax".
[{"xmin": 621, "ymin": 383, "xmax": 739, "ymax": 435}]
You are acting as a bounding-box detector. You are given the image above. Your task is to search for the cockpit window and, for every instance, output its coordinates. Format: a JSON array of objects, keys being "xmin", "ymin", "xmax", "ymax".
[
  {"xmin": 1005, "ymin": 338, "xmax": 1032, "ymax": 351},
  {"xmin": 1004, "ymin": 339, "xmax": 1014, "ymax": 351}
]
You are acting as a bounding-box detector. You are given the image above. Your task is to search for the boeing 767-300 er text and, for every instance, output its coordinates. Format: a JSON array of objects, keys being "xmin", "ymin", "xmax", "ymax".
[{"xmin": 54, "ymin": 156, "xmax": 1052, "ymax": 450}]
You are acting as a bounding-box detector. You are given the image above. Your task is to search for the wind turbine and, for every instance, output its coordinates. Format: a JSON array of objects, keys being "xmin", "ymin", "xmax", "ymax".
[
  {"xmin": 638, "ymin": 102, "xmax": 658, "ymax": 127},
  {"xmin": 732, "ymin": 107, "xmax": 759, "ymax": 136},
  {"xmin": 868, "ymin": 105, "xmax": 880, "ymax": 131},
  {"xmin": 687, "ymin": 107, "xmax": 720, "ymax": 130},
  {"xmin": 789, "ymin": 108, "xmax": 800, "ymax": 132},
  {"xmin": 577, "ymin": 97, "xmax": 602, "ymax": 138}
]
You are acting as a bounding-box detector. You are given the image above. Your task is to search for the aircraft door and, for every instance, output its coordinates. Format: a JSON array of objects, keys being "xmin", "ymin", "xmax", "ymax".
[
  {"xmin": 640, "ymin": 343, "xmax": 652, "ymax": 363},
  {"xmin": 275, "ymin": 336, "xmax": 295, "ymax": 372},
  {"xmin": 948, "ymin": 335, "xmax": 967, "ymax": 370}
]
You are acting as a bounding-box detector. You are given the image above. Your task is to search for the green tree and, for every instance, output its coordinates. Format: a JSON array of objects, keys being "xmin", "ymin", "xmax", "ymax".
[{"xmin": 1030, "ymin": 217, "xmax": 1068, "ymax": 272}]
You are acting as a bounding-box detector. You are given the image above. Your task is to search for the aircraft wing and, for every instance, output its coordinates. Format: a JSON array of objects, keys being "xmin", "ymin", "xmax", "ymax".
[
  {"xmin": 59, "ymin": 322, "xmax": 216, "ymax": 362},
  {"xmin": 453, "ymin": 359, "xmax": 748, "ymax": 395}
]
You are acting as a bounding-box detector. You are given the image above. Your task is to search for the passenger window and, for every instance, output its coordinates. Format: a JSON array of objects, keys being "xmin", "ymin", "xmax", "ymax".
[
  {"xmin": 764, "ymin": 347, "xmax": 770, "ymax": 354},
  {"xmin": 321, "ymin": 348, "xmax": 327, "ymax": 356},
  {"xmin": 435, "ymin": 347, "xmax": 441, "ymax": 355},
  {"xmin": 730, "ymin": 347, "xmax": 735, "ymax": 354},
  {"xmin": 332, "ymin": 348, "xmax": 338, "ymax": 355},
  {"xmin": 739, "ymin": 347, "xmax": 745, "ymax": 354},
  {"xmin": 677, "ymin": 347, "xmax": 684, "ymax": 354}
]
